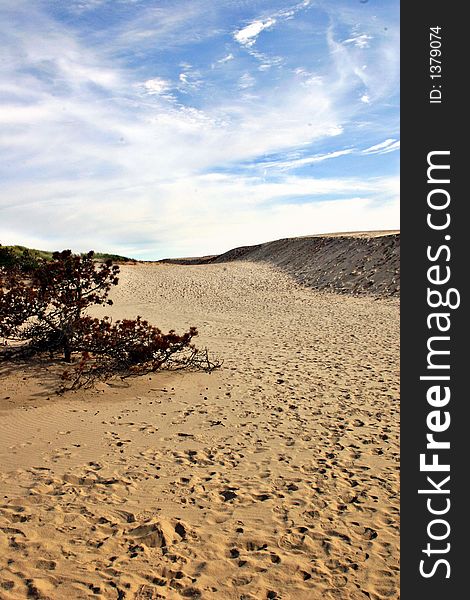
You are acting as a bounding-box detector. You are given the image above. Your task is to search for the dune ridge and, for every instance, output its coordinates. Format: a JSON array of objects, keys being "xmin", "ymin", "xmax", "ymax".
[{"xmin": 158, "ymin": 232, "xmax": 400, "ymax": 297}]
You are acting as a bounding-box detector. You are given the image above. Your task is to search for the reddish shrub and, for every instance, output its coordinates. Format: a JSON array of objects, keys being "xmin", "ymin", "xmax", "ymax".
[{"xmin": 0, "ymin": 250, "xmax": 219, "ymax": 388}]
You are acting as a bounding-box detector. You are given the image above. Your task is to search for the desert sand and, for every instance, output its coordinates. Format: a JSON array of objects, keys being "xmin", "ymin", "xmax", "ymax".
[{"xmin": 0, "ymin": 234, "xmax": 400, "ymax": 600}]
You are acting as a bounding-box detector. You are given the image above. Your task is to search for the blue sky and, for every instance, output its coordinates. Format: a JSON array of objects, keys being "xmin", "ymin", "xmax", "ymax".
[{"xmin": 0, "ymin": 0, "xmax": 399, "ymax": 259}]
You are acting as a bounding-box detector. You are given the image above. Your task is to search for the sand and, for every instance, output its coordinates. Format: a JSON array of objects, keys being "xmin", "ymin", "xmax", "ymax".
[
  {"xmin": 158, "ymin": 232, "xmax": 400, "ymax": 299},
  {"xmin": 0, "ymin": 249, "xmax": 400, "ymax": 599}
]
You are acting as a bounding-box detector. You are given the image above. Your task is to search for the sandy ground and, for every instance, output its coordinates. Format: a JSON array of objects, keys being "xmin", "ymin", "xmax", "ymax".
[
  {"xmin": 159, "ymin": 232, "xmax": 400, "ymax": 299},
  {"xmin": 0, "ymin": 260, "xmax": 399, "ymax": 600}
]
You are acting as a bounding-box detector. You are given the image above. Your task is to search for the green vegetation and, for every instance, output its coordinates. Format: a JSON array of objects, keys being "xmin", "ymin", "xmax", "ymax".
[
  {"xmin": 0, "ymin": 244, "xmax": 133, "ymax": 269},
  {"xmin": 0, "ymin": 245, "xmax": 52, "ymax": 269},
  {"xmin": 92, "ymin": 252, "xmax": 134, "ymax": 262}
]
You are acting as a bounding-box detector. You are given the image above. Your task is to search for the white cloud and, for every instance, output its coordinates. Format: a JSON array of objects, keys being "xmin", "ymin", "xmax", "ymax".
[
  {"xmin": 233, "ymin": 0, "xmax": 314, "ymax": 71},
  {"xmin": 255, "ymin": 149, "xmax": 354, "ymax": 172},
  {"xmin": 178, "ymin": 66, "xmax": 203, "ymax": 90},
  {"xmin": 343, "ymin": 34, "xmax": 373, "ymax": 49},
  {"xmin": 302, "ymin": 75, "xmax": 324, "ymax": 87},
  {"xmin": 142, "ymin": 77, "xmax": 171, "ymax": 95},
  {"xmin": 0, "ymin": 173, "xmax": 398, "ymax": 259},
  {"xmin": 67, "ymin": 0, "xmax": 109, "ymax": 12},
  {"xmin": 0, "ymin": 0, "xmax": 399, "ymax": 259},
  {"xmin": 234, "ymin": 18, "xmax": 276, "ymax": 47},
  {"xmin": 105, "ymin": 1, "xmax": 222, "ymax": 51},
  {"xmin": 247, "ymin": 47, "xmax": 284, "ymax": 70},
  {"xmin": 363, "ymin": 139, "xmax": 400, "ymax": 154},
  {"xmin": 217, "ymin": 53, "xmax": 234, "ymax": 64},
  {"xmin": 238, "ymin": 73, "xmax": 255, "ymax": 89},
  {"xmin": 325, "ymin": 20, "xmax": 399, "ymax": 111},
  {"xmin": 360, "ymin": 94, "xmax": 370, "ymax": 104},
  {"xmin": 384, "ymin": 141, "xmax": 400, "ymax": 153},
  {"xmin": 234, "ymin": 0, "xmax": 314, "ymax": 49}
]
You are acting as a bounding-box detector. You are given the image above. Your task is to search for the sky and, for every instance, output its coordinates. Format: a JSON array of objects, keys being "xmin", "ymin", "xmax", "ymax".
[{"xmin": 0, "ymin": 0, "xmax": 399, "ymax": 260}]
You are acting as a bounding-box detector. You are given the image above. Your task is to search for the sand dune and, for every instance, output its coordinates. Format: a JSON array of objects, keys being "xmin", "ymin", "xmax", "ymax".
[
  {"xmin": 0, "ymin": 234, "xmax": 399, "ymax": 599},
  {"xmin": 159, "ymin": 231, "xmax": 400, "ymax": 298}
]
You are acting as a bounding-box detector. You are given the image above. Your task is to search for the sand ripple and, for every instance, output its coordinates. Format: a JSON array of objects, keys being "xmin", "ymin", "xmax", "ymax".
[{"xmin": 0, "ymin": 261, "xmax": 399, "ymax": 599}]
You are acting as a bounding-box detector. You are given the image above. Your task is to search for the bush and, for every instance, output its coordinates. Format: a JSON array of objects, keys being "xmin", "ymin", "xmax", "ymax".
[
  {"xmin": 0, "ymin": 245, "xmax": 49, "ymax": 271},
  {"xmin": 0, "ymin": 250, "xmax": 219, "ymax": 388},
  {"xmin": 0, "ymin": 245, "xmax": 17, "ymax": 269},
  {"xmin": 0, "ymin": 250, "xmax": 120, "ymax": 361}
]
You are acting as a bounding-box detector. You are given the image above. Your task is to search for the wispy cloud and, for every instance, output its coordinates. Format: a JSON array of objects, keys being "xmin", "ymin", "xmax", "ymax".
[
  {"xmin": 177, "ymin": 64, "xmax": 204, "ymax": 92},
  {"xmin": 141, "ymin": 77, "xmax": 172, "ymax": 95},
  {"xmin": 216, "ymin": 53, "xmax": 234, "ymax": 65},
  {"xmin": 363, "ymin": 139, "xmax": 400, "ymax": 154},
  {"xmin": 252, "ymin": 150, "xmax": 355, "ymax": 172},
  {"xmin": 0, "ymin": 0, "xmax": 399, "ymax": 259},
  {"xmin": 343, "ymin": 34, "xmax": 373, "ymax": 49},
  {"xmin": 0, "ymin": 171, "xmax": 399, "ymax": 258},
  {"xmin": 238, "ymin": 73, "xmax": 255, "ymax": 89},
  {"xmin": 233, "ymin": 0, "xmax": 313, "ymax": 70}
]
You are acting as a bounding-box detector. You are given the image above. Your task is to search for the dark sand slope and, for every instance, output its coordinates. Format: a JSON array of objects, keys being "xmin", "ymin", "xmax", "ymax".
[
  {"xmin": 0, "ymin": 232, "xmax": 400, "ymax": 600},
  {"xmin": 159, "ymin": 231, "xmax": 400, "ymax": 297}
]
